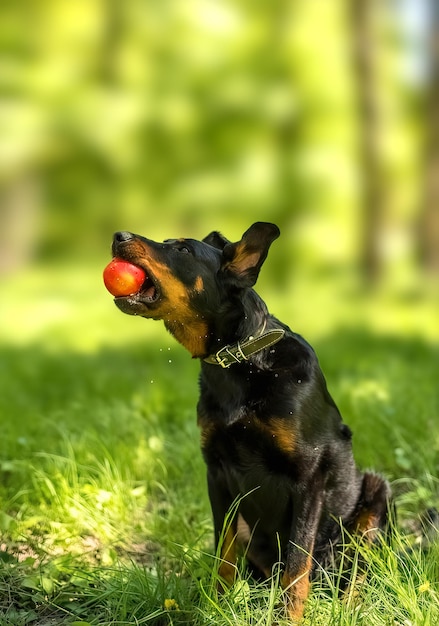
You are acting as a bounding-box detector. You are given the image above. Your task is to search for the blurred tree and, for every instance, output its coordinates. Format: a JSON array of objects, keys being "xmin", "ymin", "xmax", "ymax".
[
  {"xmin": 419, "ymin": 0, "xmax": 439, "ymax": 275},
  {"xmin": 0, "ymin": 176, "xmax": 41, "ymax": 273},
  {"xmin": 0, "ymin": 1, "xmax": 44, "ymax": 273},
  {"xmin": 350, "ymin": 0, "xmax": 386, "ymax": 284}
]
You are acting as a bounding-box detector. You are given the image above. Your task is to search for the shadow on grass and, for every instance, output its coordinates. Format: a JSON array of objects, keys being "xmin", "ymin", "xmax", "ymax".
[
  {"xmin": 0, "ymin": 340, "xmax": 199, "ymax": 456},
  {"xmin": 315, "ymin": 328, "xmax": 439, "ymax": 477},
  {"xmin": 1, "ymin": 328, "xmax": 436, "ymax": 459}
]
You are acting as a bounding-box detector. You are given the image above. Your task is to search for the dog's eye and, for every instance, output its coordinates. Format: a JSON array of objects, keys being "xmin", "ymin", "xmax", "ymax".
[{"xmin": 178, "ymin": 246, "xmax": 191, "ymax": 254}]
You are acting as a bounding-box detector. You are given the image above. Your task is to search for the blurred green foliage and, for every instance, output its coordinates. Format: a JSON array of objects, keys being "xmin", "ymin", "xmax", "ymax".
[{"xmin": 0, "ymin": 0, "xmax": 431, "ymax": 284}]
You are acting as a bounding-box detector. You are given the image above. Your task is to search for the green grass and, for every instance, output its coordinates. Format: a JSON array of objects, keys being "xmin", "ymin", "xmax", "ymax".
[{"xmin": 0, "ymin": 261, "xmax": 438, "ymax": 625}]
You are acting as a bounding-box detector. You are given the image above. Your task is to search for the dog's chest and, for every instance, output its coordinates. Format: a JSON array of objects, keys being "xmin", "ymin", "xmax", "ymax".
[
  {"xmin": 199, "ymin": 411, "xmax": 298, "ymax": 477},
  {"xmin": 199, "ymin": 411, "xmax": 299, "ymax": 526}
]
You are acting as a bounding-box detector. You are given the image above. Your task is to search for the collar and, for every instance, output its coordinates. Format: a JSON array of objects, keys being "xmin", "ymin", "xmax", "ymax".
[{"xmin": 203, "ymin": 328, "xmax": 285, "ymax": 368}]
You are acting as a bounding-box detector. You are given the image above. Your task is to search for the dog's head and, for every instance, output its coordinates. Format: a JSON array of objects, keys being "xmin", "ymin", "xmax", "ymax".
[{"xmin": 110, "ymin": 222, "xmax": 280, "ymax": 357}]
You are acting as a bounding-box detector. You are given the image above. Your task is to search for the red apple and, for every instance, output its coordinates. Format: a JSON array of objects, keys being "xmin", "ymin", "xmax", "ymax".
[{"xmin": 103, "ymin": 258, "xmax": 146, "ymax": 297}]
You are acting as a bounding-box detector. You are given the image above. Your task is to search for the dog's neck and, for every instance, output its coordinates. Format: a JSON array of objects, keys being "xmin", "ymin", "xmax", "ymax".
[
  {"xmin": 164, "ymin": 317, "xmax": 210, "ymax": 359},
  {"xmin": 227, "ymin": 288, "xmax": 269, "ymax": 340},
  {"xmin": 164, "ymin": 289, "xmax": 270, "ymax": 360}
]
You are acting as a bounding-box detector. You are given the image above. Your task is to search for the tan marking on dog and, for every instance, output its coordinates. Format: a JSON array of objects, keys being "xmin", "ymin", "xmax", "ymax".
[
  {"xmin": 131, "ymin": 258, "xmax": 208, "ymax": 357},
  {"xmin": 354, "ymin": 511, "xmax": 380, "ymax": 542},
  {"xmin": 257, "ymin": 417, "xmax": 296, "ymax": 456},
  {"xmin": 193, "ymin": 275, "xmax": 204, "ymax": 293},
  {"xmin": 224, "ymin": 242, "xmax": 260, "ymax": 276},
  {"xmin": 164, "ymin": 318, "xmax": 209, "ymax": 358},
  {"xmin": 217, "ymin": 525, "xmax": 238, "ymax": 591},
  {"xmin": 282, "ymin": 556, "xmax": 312, "ymax": 623},
  {"xmin": 198, "ymin": 414, "xmax": 216, "ymax": 449},
  {"xmin": 120, "ymin": 239, "xmax": 153, "ymax": 261}
]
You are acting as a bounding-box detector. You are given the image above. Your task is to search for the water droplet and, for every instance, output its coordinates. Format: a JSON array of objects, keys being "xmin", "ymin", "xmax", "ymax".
[
  {"xmin": 297, "ymin": 379, "xmax": 302, "ymax": 384},
  {"xmin": 274, "ymin": 373, "xmax": 279, "ymax": 378},
  {"xmin": 168, "ymin": 359, "xmax": 172, "ymax": 363},
  {"xmin": 150, "ymin": 380, "xmax": 154, "ymax": 384}
]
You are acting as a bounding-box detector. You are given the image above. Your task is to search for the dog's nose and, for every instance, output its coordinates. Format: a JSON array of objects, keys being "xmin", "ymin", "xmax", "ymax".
[{"xmin": 114, "ymin": 231, "xmax": 134, "ymax": 242}]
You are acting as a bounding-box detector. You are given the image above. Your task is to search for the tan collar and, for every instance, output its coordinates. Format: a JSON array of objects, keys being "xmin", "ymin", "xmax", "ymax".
[{"xmin": 203, "ymin": 328, "xmax": 285, "ymax": 368}]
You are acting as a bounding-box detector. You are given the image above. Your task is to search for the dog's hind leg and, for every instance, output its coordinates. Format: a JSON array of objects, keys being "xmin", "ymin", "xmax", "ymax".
[
  {"xmin": 350, "ymin": 472, "xmax": 392, "ymax": 541},
  {"xmin": 340, "ymin": 472, "xmax": 392, "ymax": 603}
]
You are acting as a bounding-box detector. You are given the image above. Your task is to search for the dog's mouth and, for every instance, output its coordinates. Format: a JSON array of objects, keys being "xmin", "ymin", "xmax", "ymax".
[
  {"xmin": 134, "ymin": 268, "xmax": 159, "ymax": 302},
  {"xmin": 115, "ymin": 264, "xmax": 161, "ymax": 314},
  {"xmin": 109, "ymin": 232, "xmax": 164, "ymax": 316}
]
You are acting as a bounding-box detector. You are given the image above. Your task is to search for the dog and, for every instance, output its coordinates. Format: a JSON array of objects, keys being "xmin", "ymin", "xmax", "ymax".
[{"xmin": 109, "ymin": 222, "xmax": 391, "ymax": 622}]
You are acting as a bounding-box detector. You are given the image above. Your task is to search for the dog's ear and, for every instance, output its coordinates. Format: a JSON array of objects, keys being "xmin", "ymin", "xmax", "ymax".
[
  {"xmin": 221, "ymin": 222, "xmax": 280, "ymax": 288},
  {"xmin": 203, "ymin": 231, "xmax": 230, "ymax": 250}
]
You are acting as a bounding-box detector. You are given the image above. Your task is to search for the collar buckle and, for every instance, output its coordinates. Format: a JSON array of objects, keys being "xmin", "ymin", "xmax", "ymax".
[{"xmin": 213, "ymin": 341, "xmax": 248, "ymax": 368}]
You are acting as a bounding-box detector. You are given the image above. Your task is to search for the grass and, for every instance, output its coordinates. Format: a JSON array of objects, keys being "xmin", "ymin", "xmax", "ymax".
[{"xmin": 0, "ymin": 259, "xmax": 438, "ymax": 625}]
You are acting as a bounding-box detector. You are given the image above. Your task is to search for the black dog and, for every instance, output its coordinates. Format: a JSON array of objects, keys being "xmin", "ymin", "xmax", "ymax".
[{"xmin": 109, "ymin": 222, "xmax": 391, "ymax": 622}]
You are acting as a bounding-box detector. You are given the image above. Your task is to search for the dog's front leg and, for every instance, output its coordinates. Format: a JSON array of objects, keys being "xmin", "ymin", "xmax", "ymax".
[
  {"xmin": 207, "ymin": 471, "xmax": 238, "ymax": 591},
  {"xmin": 282, "ymin": 487, "xmax": 323, "ymax": 623}
]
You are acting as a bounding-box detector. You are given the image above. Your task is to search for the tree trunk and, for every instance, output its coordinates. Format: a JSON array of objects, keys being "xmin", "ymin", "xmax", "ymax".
[
  {"xmin": 0, "ymin": 176, "xmax": 41, "ymax": 274},
  {"xmin": 350, "ymin": 0, "xmax": 385, "ymax": 284},
  {"xmin": 419, "ymin": 0, "xmax": 439, "ymax": 275}
]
